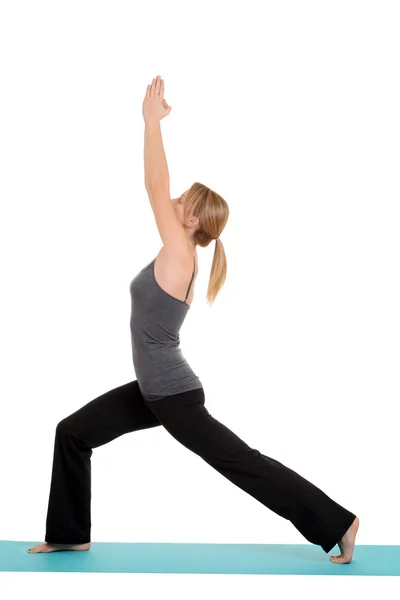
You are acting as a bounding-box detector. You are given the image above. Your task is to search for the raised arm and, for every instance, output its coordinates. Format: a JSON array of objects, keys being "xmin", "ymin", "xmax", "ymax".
[{"xmin": 142, "ymin": 75, "xmax": 172, "ymax": 191}]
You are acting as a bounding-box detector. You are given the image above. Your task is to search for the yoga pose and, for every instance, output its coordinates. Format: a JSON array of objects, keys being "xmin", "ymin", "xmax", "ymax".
[{"xmin": 28, "ymin": 76, "xmax": 359, "ymax": 564}]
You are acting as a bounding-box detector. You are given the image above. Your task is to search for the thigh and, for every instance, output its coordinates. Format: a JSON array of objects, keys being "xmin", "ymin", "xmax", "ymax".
[
  {"xmin": 58, "ymin": 380, "xmax": 161, "ymax": 448},
  {"xmin": 144, "ymin": 388, "xmax": 247, "ymax": 460}
]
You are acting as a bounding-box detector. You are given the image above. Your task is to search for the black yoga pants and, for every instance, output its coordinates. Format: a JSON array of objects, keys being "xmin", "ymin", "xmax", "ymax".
[{"xmin": 44, "ymin": 380, "xmax": 356, "ymax": 554}]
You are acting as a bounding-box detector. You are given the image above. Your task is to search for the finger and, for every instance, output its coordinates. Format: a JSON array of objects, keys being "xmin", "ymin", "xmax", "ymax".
[
  {"xmin": 155, "ymin": 75, "xmax": 161, "ymax": 95},
  {"xmin": 150, "ymin": 78, "xmax": 156, "ymax": 96},
  {"xmin": 146, "ymin": 84, "xmax": 151, "ymax": 98},
  {"xmin": 160, "ymin": 78, "xmax": 164, "ymax": 99}
]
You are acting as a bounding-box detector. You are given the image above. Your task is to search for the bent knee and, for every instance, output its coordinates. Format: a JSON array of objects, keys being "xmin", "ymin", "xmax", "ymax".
[{"xmin": 55, "ymin": 416, "xmax": 76, "ymax": 436}]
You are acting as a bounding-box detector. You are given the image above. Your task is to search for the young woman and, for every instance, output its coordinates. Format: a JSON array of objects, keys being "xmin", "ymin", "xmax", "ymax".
[{"xmin": 28, "ymin": 76, "xmax": 359, "ymax": 564}]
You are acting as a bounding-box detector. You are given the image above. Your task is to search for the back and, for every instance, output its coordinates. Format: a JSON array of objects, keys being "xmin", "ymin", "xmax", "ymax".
[{"xmin": 129, "ymin": 257, "xmax": 203, "ymax": 401}]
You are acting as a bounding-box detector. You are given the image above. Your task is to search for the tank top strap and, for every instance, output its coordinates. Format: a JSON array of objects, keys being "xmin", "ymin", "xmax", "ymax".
[{"xmin": 184, "ymin": 256, "xmax": 196, "ymax": 303}]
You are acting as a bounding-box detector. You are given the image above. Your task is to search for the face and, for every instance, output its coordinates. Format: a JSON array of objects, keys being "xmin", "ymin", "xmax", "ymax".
[{"xmin": 172, "ymin": 189, "xmax": 192, "ymax": 228}]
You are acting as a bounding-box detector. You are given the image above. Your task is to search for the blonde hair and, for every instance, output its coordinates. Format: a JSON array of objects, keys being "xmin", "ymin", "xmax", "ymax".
[{"xmin": 184, "ymin": 182, "xmax": 229, "ymax": 306}]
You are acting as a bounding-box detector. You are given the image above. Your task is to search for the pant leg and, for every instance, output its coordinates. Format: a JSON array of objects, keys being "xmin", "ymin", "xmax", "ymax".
[
  {"xmin": 144, "ymin": 387, "xmax": 357, "ymax": 554},
  {"xmin": 45, "ymin": 380, "xmax": 160, "ymax": 544}
]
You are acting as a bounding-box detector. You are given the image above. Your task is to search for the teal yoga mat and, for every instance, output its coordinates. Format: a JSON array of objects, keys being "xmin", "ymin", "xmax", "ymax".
[{"xmin": 1, "ymin": 541, "xmax": 399, "ymax": 575}]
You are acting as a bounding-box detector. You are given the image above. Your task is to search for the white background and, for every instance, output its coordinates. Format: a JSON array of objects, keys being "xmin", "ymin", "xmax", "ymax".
[{"xmin": 1, "ymin": 0, "xmax": 399, "ymax": 596}]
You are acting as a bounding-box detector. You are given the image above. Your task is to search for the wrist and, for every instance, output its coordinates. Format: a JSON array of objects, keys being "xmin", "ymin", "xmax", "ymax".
[{"xmin": 145, "ymin": 119, "xmax": 160, "ymax": 127}]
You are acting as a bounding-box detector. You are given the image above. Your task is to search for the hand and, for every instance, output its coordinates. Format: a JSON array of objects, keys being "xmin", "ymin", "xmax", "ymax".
[{"xmin": 142, "ymin": 75, "xmax": 172, "ymax": 123}]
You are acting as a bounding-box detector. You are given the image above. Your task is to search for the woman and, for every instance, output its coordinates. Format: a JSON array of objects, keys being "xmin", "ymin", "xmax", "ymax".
[{"xmin": 28, "ymin": 76, "xmax": 359, "ymax": 564}]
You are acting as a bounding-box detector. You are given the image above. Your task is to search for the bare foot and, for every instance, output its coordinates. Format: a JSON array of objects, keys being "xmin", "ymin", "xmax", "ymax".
[
  {"xmin": 28, "ymin": 542, "xmax": 91, "ymax": 553},
  {"xmin": 329, "ymin": 516, "xmax": 359, "ymax": 564}
]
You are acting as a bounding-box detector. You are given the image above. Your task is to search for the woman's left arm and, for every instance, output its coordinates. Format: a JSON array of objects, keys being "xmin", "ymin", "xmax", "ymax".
[{"xmin": 144, "ymin": 120, "xmax": 169, "ymax": 190}]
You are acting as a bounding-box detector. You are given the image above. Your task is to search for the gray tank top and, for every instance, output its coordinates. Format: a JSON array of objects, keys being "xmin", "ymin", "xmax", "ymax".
[{"xmin": 129, "ymin": 256, "xmax": 203, "ymax": 401}]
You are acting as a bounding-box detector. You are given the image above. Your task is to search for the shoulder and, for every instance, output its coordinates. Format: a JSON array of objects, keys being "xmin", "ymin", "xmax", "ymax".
[
  {"xmin": 163, "ymin": 243, "xmax": 194, "ymax": 264},
  {"xmin": 158, "ymin": 244, "xmax": 195, "ymax": 273}
]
